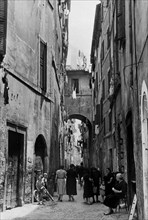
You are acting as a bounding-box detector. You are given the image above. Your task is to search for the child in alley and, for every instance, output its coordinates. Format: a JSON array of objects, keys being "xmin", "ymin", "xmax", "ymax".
[{"xmin": 36, "ymin": 174, "xmax": 45, "ymax": 205}]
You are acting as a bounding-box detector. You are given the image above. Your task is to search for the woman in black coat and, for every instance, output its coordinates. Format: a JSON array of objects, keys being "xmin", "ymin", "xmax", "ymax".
[
  {"xmin": 83, "ymin": 169, "xmax": 94, "ymax": 204},
  {"xmin": 104, "ymin": 173, "xmax": 127, "ymax": 215},
  {"xmin": 66, "ymin": 164, "xmax": 77, "ymax": 201},
  {"xmin": 91, "ymin": 167, "xmax": 101, "ymax": 203},
  {"xmin": 104, "ymin": 168, "xmax": 115, "ymax": 196}
]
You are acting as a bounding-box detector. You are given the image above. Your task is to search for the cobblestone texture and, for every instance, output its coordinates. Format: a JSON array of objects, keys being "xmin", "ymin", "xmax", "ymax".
[{"xmin": 1, "ymin": 185, "xmax": 129, "ymax": 220}]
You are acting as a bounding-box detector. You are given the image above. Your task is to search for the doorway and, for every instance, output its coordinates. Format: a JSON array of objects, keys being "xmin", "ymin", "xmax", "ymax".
[
  {"xmin": 34, "ymin": 135, "xmax": 48, "ymax": 189},
  {"xmin": 6, "ymin": 130, "xmax": 24, "ymax": 209},
  {"xmin": 126, "ymin": 113, "xmax": 136, "ymax": 206}
]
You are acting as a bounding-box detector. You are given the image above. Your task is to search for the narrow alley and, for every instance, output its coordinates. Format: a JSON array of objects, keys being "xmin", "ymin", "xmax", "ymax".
[
  {"xmin": 1, "ymin": 183, "xmax": 128, "ymax": 220},
  {"xmin": 1, "ymin": 0, "xmax": 148, "ymax": 219}
]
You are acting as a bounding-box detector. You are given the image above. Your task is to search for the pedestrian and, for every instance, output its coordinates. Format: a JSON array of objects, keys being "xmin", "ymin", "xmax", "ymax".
[
  {"xmin": 36, "ymin": 174, "xmax": 45, "ymax": 205},
  {"xmin": 77, "ymin": 162, "xmax": 84, "ymax": 188},
  {"xmin": 104, "ymin": 172, "xmax": 127, "ymax": 215},
  {"xmin": 41, "ymin": 173, "xmax": 48, "ymax": 201},
  {"xmin": 104, "ymin": 168, "xmax": 115, "ymax": 196},
  {"xmin": 42, "ymin": 173, "xmax": 48, "ymax": 189},
  {"xmin": 66, "ymin": 164, "xmax": 78, "ymax": 201},
  {"xmin": 55, "ymin": 165, "xmax": 67, "ymax": 202},
  {"xmin": 83, "ymin": 168, "xmax": 94, "ymax": 205},
  {"xmin": 91, "ymin": 167, "xmax": 101, "ymax": 203}
]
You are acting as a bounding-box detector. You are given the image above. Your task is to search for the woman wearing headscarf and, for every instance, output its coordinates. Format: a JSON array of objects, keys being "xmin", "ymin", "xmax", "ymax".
[{"xmin": 104, "ymin": 173, "xmax": 127, "ymax": 215}]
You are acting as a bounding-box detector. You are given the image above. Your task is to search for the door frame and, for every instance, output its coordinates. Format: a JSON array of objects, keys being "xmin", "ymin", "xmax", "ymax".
[{"xmin": 3, "ymin": 122, "xmax": 27, "ymax": 211}]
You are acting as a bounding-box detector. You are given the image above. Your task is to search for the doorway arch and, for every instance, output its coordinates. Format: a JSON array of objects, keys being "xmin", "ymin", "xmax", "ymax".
[
  {"xmin": 68, "ymin": 114, "xmax": 92, "ymax": 167},
  {"xmin": 34, "ymin": 134, "xmax": 48, "ymax": 174},
  {"xmin": 141, "ymin": 80, "xmax": 148, "ymax": 220}
]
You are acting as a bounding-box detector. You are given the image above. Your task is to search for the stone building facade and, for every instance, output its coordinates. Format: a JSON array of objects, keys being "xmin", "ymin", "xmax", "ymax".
[
  {"xmin": 64, "ymin": 69, "xmax": 92, "ymax": 168},
  {"xmin": 91, "ymin": 0, "xmax": 148, "ymax": 219},
  {"xmin": 0, "ymin": 0, "xmax": 70, "ymax": 211}
]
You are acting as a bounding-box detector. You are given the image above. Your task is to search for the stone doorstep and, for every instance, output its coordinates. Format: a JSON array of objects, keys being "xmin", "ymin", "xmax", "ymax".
[{"xmin": 0, "ymin": 203, "xmax": 38, "ymax": 220}]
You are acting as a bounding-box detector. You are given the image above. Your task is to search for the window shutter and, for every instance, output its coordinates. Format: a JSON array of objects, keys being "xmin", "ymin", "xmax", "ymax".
[
  {"xmin": 96, "ymin": 104, "xmax": 100, "ymax": 126},
  {"xmin": 0, "ymin": 0, "xmax": 7, "ymax": 56},
  {"xmin": 117, "ymin": 0, "xmax": 125, "ymax": 41},
  {"xmin": 101, "ymin": 41, "xmax": 104, "ymax": 61},
  {"xmin": 40, "ymin": 40, "xmax": 47, "ymax": 92}
]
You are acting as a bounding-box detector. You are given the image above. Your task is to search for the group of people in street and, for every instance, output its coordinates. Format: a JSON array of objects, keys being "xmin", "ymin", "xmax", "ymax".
[
  {"xmin": 55, "ymin": 164, "xmax": 77, "ymax": 202},
  {"xmin": 35, "ymin": 163, "xmax": 127, "ymax": 216}
]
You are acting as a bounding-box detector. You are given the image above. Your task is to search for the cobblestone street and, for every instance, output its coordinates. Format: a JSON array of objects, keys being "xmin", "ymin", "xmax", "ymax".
[{"xmin": 1, "ymin": 184, "xmax": 129, "ymax": 220}]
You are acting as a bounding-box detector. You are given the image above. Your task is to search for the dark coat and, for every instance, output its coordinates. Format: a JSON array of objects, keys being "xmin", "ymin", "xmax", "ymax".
[
  {"xmin": 91, "ymin": 168, "xmax": 101, "ymax": 195},
  {"xmin": 104, "ymin": 172, "xmax": 115, "ymax": 196},
  {"xmin": 104, "ymin": 179, "xmax": 127, "ymax": 208},
  {"xmin": 66, "ymin": 168, "xmax": 77, "ymax": 195},
  {"xmin": 83, "ymin": 173, "xmax": 94, "ymax": 199}
]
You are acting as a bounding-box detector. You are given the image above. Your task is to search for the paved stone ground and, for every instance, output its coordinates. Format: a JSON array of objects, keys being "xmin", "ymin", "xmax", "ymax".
[{"xmin": 1, "ymin": 185, "xmax": 129, "ymax": 220}]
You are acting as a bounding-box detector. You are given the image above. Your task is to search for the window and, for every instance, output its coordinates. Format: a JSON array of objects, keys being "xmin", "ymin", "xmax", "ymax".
[
  {"xmin": 96, "ymin": 104, "xmax": 100, "ymax": 126},
  {"xmin": 0, "ymin": 0, "xmax": 7, "ymax": 61},
  {"xmin": 107, "ymin": 28, "xmax": 110, "ymax": 49},
  {"xmin": 100, "ymin": 98, "xmax": 103, "ymax": 123},
  {"xmin": 102, "ymin": 79, "xmax": 105, "ymax": 100},
  {"xmin": 103, "ymin": 118, "xmax": 106, "ymax": 135},
  {"xmin": 109, "ymin": 111, "xmax": 112, "ymax": 131},
  {"xmin": 72, "ymin": 79, "xmax": 79, "ymax": 94},
  {"xmin": 108, "ymin": 69, "xmax": 111, "ymax": 94},
  {"xmin": 40, "ymin": 39, "xmax": 47, "ymax": 92},
  {"xmin": 101, "ymin": 40, "xmax": 104, "ymax": 61},
  {"xmin": 101, "ymin": 4, "xmax": 104, "ymax": 22},
  {"xmin": 117, "ymin": 0, "xmax": 125, "ymax": 46}
]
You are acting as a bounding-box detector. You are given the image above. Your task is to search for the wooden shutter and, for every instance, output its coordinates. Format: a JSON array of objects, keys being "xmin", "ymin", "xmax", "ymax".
[
  {"xmin": 95, "ymin": 104, "xmax": 100, "ymax": 126},
  {"xmin": 0, "ymin": 0, "xmax": 7, "ymax": 56},
  {"xmin": 40, "ymin": 40, "xmax": 47, "ymax": 92},
  {"xmin": 117, "ymin": 0, "xmax": 125, "ymax": 41},
  {"xmin": 101, "ymin": 41, "xmax": 104, "ymax": 61}
]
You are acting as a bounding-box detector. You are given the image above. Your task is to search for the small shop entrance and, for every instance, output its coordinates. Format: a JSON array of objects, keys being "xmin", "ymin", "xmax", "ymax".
[{"xmin": 6, "ymin": 130, "xmax": 24, "ymax": 209}]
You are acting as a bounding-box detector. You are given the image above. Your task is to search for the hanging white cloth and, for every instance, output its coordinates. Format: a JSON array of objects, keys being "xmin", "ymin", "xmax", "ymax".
[{"xmin": 72, "ymin": 88, "xmax": 76, "ymax": 99}]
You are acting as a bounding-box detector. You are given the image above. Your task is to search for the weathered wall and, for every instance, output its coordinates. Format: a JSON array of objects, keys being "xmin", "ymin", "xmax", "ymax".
[
  {"xmin": 133, "ymin": 2, "xmax": 148, "ymax": 219},
  {"xmin": 0, "ymin": 0, "xmax": 64, "ymax": 210},
  {"xmin": 65, "ymin": 70, "xmax": 92, "ymax": 123}
]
